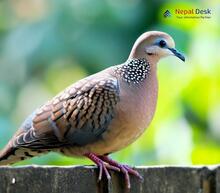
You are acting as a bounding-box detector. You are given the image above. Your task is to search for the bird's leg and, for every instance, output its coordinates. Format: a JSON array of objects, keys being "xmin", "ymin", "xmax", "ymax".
[
  {"xmin": 98, "ymin": 155, "xmax": 143, "ymax": 189},
  {"xmin": 84, "ymin": 153, "xmax": 120, "ymax": 181}
]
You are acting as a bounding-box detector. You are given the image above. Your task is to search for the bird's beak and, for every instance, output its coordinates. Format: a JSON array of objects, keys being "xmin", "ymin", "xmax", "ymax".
[{"xmin": 168, "ymin": 48, "xmax": 185, "ymax": 62}]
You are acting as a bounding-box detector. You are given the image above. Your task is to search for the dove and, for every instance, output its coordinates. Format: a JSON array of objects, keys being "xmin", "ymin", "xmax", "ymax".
[{"xmin": 0, "ymin": 31, "xmax": 185, "ymax": 189}]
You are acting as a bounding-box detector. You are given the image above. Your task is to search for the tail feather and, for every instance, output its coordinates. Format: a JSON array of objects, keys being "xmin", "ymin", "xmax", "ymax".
[
  {"xmin": 0, "ymin": 143, "xmax": 19, "ymax": 165},
  {"xmin": 0, "ymin": 142, "xmax": 45, "ymax": 165}
]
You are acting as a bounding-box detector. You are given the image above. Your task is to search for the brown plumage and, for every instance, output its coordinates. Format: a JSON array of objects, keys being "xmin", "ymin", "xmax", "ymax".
[{"xmin": 0, "ymin": 31, "xmax": 185, "ymax": 189}]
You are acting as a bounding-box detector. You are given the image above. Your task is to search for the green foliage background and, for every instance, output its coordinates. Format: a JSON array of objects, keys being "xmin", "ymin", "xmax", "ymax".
[{"xmin": 0, "ymin": 0, "xmax": 220, "ymax": 166}]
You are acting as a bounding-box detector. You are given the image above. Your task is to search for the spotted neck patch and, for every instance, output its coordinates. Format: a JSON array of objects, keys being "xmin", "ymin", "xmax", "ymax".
[{"xmin": 115, "ymin": 58, "xmax": 150, "ymax": 84}]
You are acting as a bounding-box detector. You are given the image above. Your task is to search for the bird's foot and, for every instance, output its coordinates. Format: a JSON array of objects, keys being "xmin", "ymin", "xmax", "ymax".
[
  {"xmin": 99, "ymin": 155, "xmax": 143, "ymax": 189},
  {"xmin": 85, "ymin": 153, "xmax": 143, "ymax": 189},
  {"xmin": 85, "ymin": 153, "xmax": 120, "ymax": 181}
]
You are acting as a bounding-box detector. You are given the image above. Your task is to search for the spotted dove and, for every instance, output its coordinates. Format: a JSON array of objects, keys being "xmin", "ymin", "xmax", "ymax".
[{"xmin": 0, "ymin": 31, "xmax": 185, "ymax": 189}]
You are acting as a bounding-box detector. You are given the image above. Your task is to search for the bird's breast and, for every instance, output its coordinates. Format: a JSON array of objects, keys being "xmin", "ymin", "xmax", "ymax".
[
  {"xmin": 118, "ymin": 74, "xmax": 157, "ymax": 134},
  {"xmin": 95, "ymin": 72, "xmax": 158, "ymax": 154}
]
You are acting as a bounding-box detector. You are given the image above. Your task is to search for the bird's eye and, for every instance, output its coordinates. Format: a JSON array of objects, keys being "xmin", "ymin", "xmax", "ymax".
[{"xmin": 159, "ymin": 40, "xmax": 167, "ymax": 48}]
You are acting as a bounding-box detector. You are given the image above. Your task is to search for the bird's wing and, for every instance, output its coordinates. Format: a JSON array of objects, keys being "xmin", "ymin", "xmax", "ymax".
[{"xmin": 13, "ymin": 76, "xmax": 120, "ymax": 149}]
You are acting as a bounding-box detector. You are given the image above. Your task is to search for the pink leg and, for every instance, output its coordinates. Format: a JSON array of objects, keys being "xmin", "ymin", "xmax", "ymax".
[
  {"xmin": 85, "ymin": 153, "xmax": 120, "ymax": 181},
  {"xmin": 85, "ymin": 153, "xmax": 143, "ymax": 189},
  {"xmin": 99, "ymin": 155, "xmax": 143, "ymax": 189}
]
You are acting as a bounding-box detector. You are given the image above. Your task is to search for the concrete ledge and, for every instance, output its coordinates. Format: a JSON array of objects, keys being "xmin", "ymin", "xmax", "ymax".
[{"xmin": 0, "ymin": 165, "xmax": 218, "ymax": 193}]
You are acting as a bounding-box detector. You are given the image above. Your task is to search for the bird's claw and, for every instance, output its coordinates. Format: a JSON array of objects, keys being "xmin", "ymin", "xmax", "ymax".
[
  {"xmin": 85, "ymin": 153, "xmax": 120, "ymax": 182},
  {"xmin": 97, "ymin": 162, "xmax": 120, "ymax": 181},
  {"xmin": 85, "ymin": 153, "xmax": 143, "ymax": 190},
  {"xmin": 99, "ymin": 156, "xmax": 143, "ymax": 189},
  {"xmin": 123, "ymin": 165, "xmax": 143, "ymax": 181}
]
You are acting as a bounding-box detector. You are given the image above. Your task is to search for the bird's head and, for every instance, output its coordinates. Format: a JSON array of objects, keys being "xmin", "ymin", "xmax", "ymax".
[{"xmin": 129, "ymin": 31, "xmax": 185, "ymax": 64}]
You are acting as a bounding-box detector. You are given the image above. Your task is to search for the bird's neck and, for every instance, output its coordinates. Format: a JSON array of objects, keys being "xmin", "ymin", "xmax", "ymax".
[{"xmin": 115, "ymin": 58, "xmax": 151, "ymax": 84}]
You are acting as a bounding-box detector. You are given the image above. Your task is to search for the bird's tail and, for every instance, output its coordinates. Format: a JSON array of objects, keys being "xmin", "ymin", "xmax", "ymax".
[
  {"xmin": 0, "ymin": 142, "xmax": 20, "ymax": 165},
  {"xmin": 0, "ymin": 142, "xmax": 43, "ymax": 166}
]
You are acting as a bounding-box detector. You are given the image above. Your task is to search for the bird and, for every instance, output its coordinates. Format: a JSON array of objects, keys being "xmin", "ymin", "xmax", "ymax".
[{"xmin": 0, "ymin": 31, "xmax": 185, "ymax": 189}]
